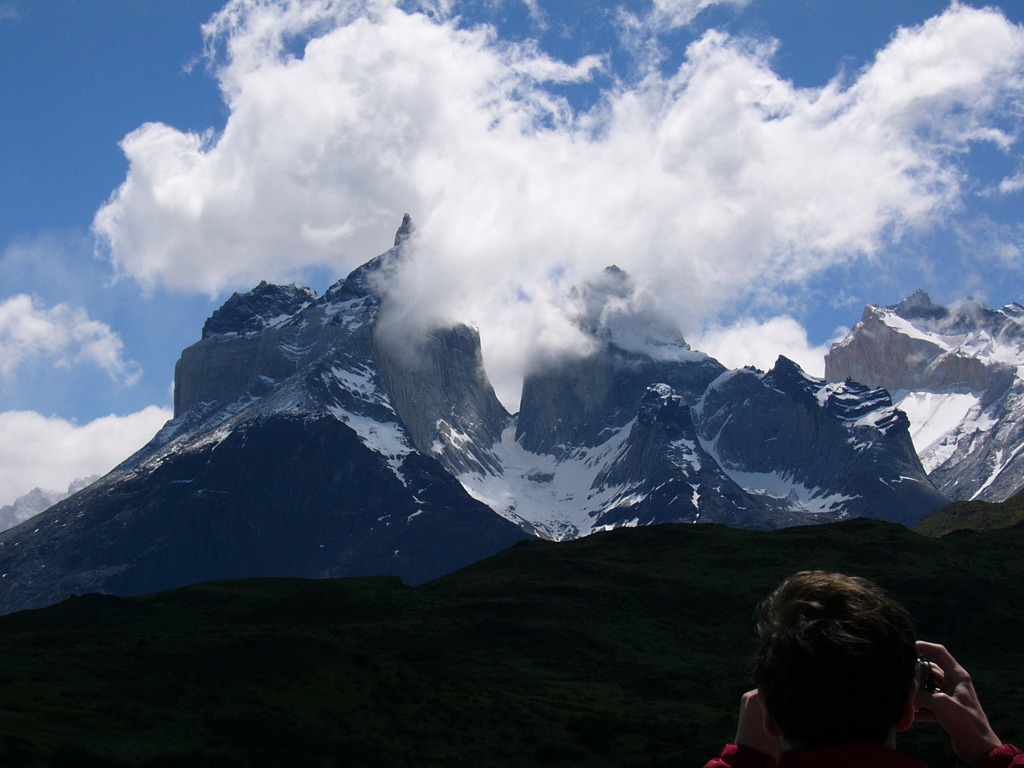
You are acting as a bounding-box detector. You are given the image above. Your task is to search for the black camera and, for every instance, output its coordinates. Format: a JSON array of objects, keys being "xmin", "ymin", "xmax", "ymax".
[{"xmin": 918, "ymin": 656, "xmax": 939, "ymax": 694}]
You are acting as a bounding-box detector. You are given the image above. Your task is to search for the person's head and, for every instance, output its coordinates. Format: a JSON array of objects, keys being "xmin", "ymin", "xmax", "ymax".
[{"xmin": 753, "ymin": 570, "xmax": 918, "ymax": 751}]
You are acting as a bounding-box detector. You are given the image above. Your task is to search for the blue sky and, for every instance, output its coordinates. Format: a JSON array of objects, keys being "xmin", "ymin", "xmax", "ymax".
[{"xmin": 1, "ymin": 0, "xmax": 1023, "ymax": 507}]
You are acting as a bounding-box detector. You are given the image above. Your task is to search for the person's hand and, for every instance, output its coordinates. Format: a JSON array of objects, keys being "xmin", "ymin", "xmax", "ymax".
[
  {"xmin": 915, "ymin": 640, "xmax": 1002, "ymax": 765},
  {"xmin": 735, "ymin": 689, "xmax": 781, "ymax": 761}
]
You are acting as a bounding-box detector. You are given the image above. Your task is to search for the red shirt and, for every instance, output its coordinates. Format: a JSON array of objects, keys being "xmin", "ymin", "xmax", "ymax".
[{"xmin": 705, "ymin": 742, "xmax": 1024, "ymax": 768}]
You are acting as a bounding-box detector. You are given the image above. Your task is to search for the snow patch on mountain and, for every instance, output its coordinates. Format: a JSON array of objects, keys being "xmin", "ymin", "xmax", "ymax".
[
  {"xmin": 457, "ymin": 422, "xmax": 637, "ymax": 540},
  {"xmin": 711, "ymin": 466, "xmax": 853, "ymax": 516},
  {"xmin": 872, "ymin": 311, "xmax": 946, "ymax": 349},
  {"xmin": 668, "ymin": 437, "xmax": 701, "ymax": 473},
  {"xmin": 694, "ymin": 410, "xmax": 851, "ymax": 516},
  {"xmin": 975, "ymin": 442, "xmax": 1024, "ymax": 498},
  {"xmin": 327, "ymin": 407, "xmax": 413, "ymax": 478},
  {"xmin": 892, "ymin": 390, "xmax": 985, "ymax": 469},
  {"xmin": 875, "ymin": 304, "xmax": 1024, "ymax": 373},
  {"xmin": 324, "ymin": 364, "xmax": 390, "ymax": 410}
]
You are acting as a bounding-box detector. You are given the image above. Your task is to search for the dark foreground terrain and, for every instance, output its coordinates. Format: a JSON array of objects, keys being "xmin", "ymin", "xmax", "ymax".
[
  {"xmin": 0, "ymin": 518, "xmax": 1022, "ymax": 767},
  {"xmin": 914, "ymin": 490, "xmax": 1024, "ymax": 537}
]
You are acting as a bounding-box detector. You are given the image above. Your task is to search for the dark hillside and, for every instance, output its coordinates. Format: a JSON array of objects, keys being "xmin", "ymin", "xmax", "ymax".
[
  {"xmin": 915, "ymin": 491, "xmax": 1024, "ymax": 536},
  {"xmin": 0, "ymin": 519, "xmax": 1021, "ymax": 767}
]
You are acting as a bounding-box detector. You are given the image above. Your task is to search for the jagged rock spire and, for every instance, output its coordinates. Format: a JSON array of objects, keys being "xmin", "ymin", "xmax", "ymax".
[{"xmin": 394, "ymin": 213, "xmax": 414, "ymax": 247}]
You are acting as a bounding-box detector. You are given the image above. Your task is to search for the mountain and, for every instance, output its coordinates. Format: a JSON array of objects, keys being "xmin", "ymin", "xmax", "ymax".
[
  {"xmin": 826, "ymin": 290, "xmax": 1024, "ymax": 501},
  {"xmin": 0, "ymin": 217, "xmax": 528, "ymax": 614},
  {"xmin": 0, "ymin": 476, "xmax": 98, "ymax": 533},
  {"xmin": 690, "ymin": 356, "xmax": 945, "ymax": 527},
  {"xmin": 0, "ymin": 220, "xmax": 947, "ymax": 613},
  {"xmin": 458, "ymin": 265, "xmax": 943, "ymax": 537},
  {"xmin": 1, "ymin": 519, "xmax": 1022, "ymax": 767}
]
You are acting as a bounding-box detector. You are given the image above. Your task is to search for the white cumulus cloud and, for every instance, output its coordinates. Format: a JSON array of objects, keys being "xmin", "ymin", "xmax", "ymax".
[
  {"xmin": 92, "ymin": 1, "xmax": 1024, "ymax": 396},
  {"xmin": 0, "ymin": 406, "xmax": 172, "ymax": 509},
  {"xmin": 0, "ymin": 294, "xmax": 141, "ymax": 384},
  {"xmin": 692, "ymin": 316, "xmax": 846, "ymax": 378}
]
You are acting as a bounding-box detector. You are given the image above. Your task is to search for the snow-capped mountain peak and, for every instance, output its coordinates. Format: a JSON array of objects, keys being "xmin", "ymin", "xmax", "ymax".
[
  {"xmin": 826, "ymin": 291, "xmax": 1024, "ymax": 502},
  {"xmin": 202, "ymin": 282, "xmax": 319, "ymax": 340}
]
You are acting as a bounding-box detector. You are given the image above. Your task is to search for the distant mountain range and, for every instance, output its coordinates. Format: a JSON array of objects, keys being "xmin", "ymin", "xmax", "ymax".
[
  {"xmin": 826, "ymin": 289, "xmax": 1024, "ymax": 502},
  {"xmin": 1, "ymin": 219, "xmax": 1021, "ymax": 613},
  {"xmin": 0, "ymin": 475, "xmax": 97, "ymax": 532}
]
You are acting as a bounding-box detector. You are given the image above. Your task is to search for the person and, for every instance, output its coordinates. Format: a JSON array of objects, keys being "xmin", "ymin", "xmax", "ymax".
[{"xmin": 704, "ymin": 570, "xmax": 1023, "ymax": 768}]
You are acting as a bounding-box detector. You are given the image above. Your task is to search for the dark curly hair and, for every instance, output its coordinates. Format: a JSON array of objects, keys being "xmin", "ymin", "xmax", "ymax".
[{"xmin": 753, "ymin": 571, "xmax": 918, "ymax": 750}]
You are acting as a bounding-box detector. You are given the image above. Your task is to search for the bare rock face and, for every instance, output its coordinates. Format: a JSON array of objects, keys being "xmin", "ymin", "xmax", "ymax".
[
  {"xmin": 373, "ymin": 323, "xmax": 511, "ymax": 476},
  {"xmin": 516, "ymin": 346, "xmax": 725, "ymax": 457},
  {"xmin": 825, "ymin": 296, "xmax": 1012, "ymax": 397},
  {"xmin": 826, "ymin": 291, "xmax": 1024, "ymax": 502},
  {"xmin": 826, "ymin": 305, "xmax": 947, "ymax": 391}
]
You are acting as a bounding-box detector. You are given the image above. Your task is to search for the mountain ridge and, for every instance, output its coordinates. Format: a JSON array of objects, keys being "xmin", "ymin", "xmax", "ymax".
[{"xmin": 0, "ymin": 219, "xmax": 950, "ymax": 612}]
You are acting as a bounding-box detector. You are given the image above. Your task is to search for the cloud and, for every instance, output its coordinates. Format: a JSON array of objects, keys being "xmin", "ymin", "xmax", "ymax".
[
  {"xmin": 692, "ymin": 316, "xmax": 846, "ymax": 378},
  {"xmin": 1000, "ymin": 171, "xmax": 1024, "ymax": 194},
  {"xmin": 648, "ymin": 0, "xmax": 751, "ymax": 30},
  {"xmin": 0, "ymin": 406, "xmax": 172, "ymax": 509},
  {"xmin": 519, "ymin": 0, "xmax": 544, "ymax": 26},
  {"xmin": 0, "ymin": 294, "xmax": 141, "ymax": 384},
  {"xmin": 93, "ymin": 1, "xmax": 1024, "ymax": 396},
  {"xmin": 0, "ymin": 3, "xmax": 19, "ymax": 23},
  {"xmin": 615, "ymin": 0, "xmax": 752, "ymax": 69}
]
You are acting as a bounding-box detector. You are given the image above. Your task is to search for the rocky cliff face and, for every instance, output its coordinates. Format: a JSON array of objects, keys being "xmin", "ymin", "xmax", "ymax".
[
  {"xmin": 516, "ymin": 345, "xmax": 725, "ymax": 457},
  {"xmin": 825, "ymin": 291, "xmax": 1016, "ymax": 399},
  {"xmin": 825, "ymin": 291, "xmax": 1024, "ymax": 501},
  {"xmin": 374, "ymin": 323, "xmax": 510, "ymax": 476}
]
